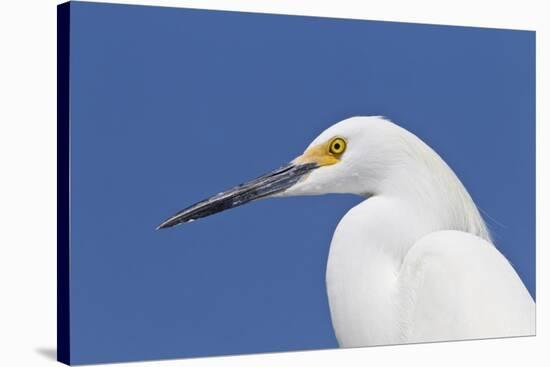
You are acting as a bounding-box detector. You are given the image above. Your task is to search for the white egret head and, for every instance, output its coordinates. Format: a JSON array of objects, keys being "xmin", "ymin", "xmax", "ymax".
[
  {"xmin": 283, "ymin": 116, "xmax": 407, "ymax": 197},
  {"xmin": 157, "ymin": 116, "xmax": 488, "ymax": 242}
]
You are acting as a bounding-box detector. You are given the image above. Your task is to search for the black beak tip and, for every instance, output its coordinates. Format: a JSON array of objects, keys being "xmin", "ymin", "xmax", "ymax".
[
  {"xmin": 156, "ymin": 216, "xmax": 195, "ymax": 230},
  {"xmin": 156, "ymin": 220, "xmax": 175, "ymax": 230}
]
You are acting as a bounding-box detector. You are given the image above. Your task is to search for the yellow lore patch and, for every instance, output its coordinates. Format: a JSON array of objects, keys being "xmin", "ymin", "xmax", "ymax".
[{"xmin": 293, "ymin": 137, "xmax": 346, "ymax": 167}]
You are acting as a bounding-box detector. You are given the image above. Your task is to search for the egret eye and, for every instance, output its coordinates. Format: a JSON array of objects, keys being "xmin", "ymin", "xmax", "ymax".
[{"xmin": 329, "ymin": 137, "xmax": 347, "ymax": 155}]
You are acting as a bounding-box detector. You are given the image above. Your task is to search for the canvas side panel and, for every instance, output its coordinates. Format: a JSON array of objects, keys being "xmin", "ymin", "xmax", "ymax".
[{"xmin": 57, "ymin": 2, "xmax": 71, "ymax": 365}]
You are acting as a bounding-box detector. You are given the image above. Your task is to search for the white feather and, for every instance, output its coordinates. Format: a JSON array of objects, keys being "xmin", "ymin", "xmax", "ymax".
[{"xmin": 286, "ymin": 116, "xmax": 534, "ymax": 346}]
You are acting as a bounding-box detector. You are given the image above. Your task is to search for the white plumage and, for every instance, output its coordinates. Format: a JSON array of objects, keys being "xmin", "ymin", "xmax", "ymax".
[
  {"xmin": 159, "ymin": 116, "xmax": 535, "ymax": 347},
  {"xmin": 285, "ymin": 116, "xmax": 535, "ymax": 346}
]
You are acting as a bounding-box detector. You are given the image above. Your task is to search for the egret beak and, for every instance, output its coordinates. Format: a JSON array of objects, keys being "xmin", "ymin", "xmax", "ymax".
[{"xmin": 156, "ymin": 162, "xmax": 318, "ymax": 229}]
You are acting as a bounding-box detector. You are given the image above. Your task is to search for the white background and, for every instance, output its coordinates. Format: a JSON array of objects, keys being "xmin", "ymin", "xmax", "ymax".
[{"xmin": 0, "ymin": 0, "xmax": 547, "ymax": 366}]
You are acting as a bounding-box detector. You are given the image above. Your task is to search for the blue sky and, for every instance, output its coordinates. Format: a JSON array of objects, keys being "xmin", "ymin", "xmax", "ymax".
[{"xmin": 69, "ymin": 2, "xmax": 535, "ymax": 364}]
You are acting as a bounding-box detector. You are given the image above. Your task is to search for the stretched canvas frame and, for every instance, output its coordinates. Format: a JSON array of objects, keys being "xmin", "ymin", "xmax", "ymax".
[{"xmin": 58, "ymin": 1, "xmax": 536, "ymax": 365}]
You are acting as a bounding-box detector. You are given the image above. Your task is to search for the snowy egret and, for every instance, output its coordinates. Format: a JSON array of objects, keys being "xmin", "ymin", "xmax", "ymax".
[{"xmin": 158, "ymin": 116, "xmax": 535, "ymax": 347}]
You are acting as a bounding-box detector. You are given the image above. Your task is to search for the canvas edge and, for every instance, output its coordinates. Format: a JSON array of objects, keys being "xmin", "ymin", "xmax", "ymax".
[{"xmin": 57, "ymin": 1, "xmax": 71, "ymax": 365}]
